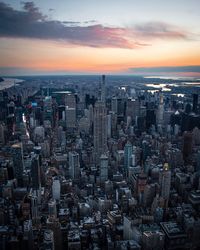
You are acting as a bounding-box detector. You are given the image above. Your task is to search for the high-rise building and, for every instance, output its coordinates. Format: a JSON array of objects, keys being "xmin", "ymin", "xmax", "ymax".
[
  {"xmin": 160, "ymin": 163, "xmax": 171, "ymax": 206},
  {"xmin": 100, "ymin": 154, "xmax": 108, "ymax": 183},
  {"xmin": 65, "ymin": 107, "xmax": 76, "ymax": 129},
  {"xmin": 157, "ymin": 94, "xmax": 164, "ymax": 126},
  {"xmin": 124, "ymin": 141, "xmax": 133, "ymax": 171},
  {"xmin": 44, "ymin": 96, "xmax": 53, "ymax": 123},
  {"xmin": 68, "ymin": 151, "xmax": 80, "ymax": 180},
  {"xmin": 126, "ymin": 98, "xmax": 140, "ymax": 122},
  {"xmin": 183, "ymin": 131, "xmax": 193, "ymax": 162},
  {"xmin": 93, "ymin": 101, "xmax": 107, "ymax": 163},
  {"xmin": 64, "ymin": 93, "xmax": 76, "ymax": 108},
  {"xmin": 111, "ymin": 97, "xmax": 118, "ymax": 114},
  {"xmin": 107, "ymin": 114, "xmax": 112, "ymax": 138},
  {"xmin": 31, "ymin": 153, "xmax": 41, "ymax": 190},
  {"xmin": 11, "ymin": 142, "xmax": 24, "ymax": 186},
  {"xmin": 48, "ymin": 199, "xmax": 57, "ymax": 218},
  {"xmin": 52, "ymin": 178, "xmax": 61, "ymax": 201},
  {"xmin": 101, "ymin": 75, "xmax": 106, "ymax": 102},
  {"xmin": 31, "ymin": 195, "xmax": 39, "ymax": 224}
]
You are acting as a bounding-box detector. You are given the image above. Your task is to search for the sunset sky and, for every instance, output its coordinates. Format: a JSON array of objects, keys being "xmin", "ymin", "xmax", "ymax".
[{"xmin": 0, "ymin": 0, "xmax": 200, "ymax": 76}]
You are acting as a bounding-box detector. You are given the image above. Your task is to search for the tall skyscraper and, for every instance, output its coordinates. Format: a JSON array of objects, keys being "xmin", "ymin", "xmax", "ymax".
[
  {"xmin": 31, "ymin": 153, "xmax": 41, "ymax": 190},
  {"xmin": 11, "ymin": 142, "xmax": 24, "ymax": 186},
  {"xmin": 52, "ymin": 178, "xmax": 61, "ymax": 201},
  {"xmin": 101, "ymin": 75, "xmax": 106, "ymax": 102},
  {"xmin": 160, "ymin": 163, "xmax": 171, "ymax": 207},
  {"xmin": 31, "ymin": 195, "xmax": 39, "ymax": 224},
  {"xmin": 124, "ymin": 141, "xmax": 133, "ymax": 171},
  {"xmin": 100, "ymin": 154, "xmax": 108, "ymax": 183},
  {"xmin": 65, "ymin": 107, "xmax": 76, "ymax": 129},
  {"xmin": 48, "ymin": 199, "xmax": 57, "ymax": 218},
  {"xmin": 64, "ymin": 93, "xmax": 76, "ymax": 108},
  {"xmin": 68, "ymin": 151, "xmax": 80, "ymax": 180},
  {"xmin": 93, "ymin": 101, "xmax": 107, "ymax": 163},
  {"xmin": 157, "ymin": 93, "xmax": 164, "ymax": 126},
  {"xmin": 44, "ymin": 96, "xmax": 53, "ymax": 124}
]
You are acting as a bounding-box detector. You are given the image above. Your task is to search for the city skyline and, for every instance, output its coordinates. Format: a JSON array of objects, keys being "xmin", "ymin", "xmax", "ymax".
[{"xmin": 0, "ymin": 0, "xmax": 200, "ymax": 76}]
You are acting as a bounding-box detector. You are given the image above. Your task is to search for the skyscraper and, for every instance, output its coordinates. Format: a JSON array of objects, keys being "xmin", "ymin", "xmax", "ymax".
[
  {"xmin": 64, "ymin": 93, "xmax": 76, "ymax": 108},
  {"xmin": 157, "ymin": 93, "xmax": 164, "ymax": 126},
  {"xmin": 124, "ymin": 141, "xmax": 133, "ymax": 171},
  {"xmin": 101, "ymin": 75, "xmax": 106, "ymax": 102},
  {"xmin": 11, "ymin": 142, "xmax": 24, "ymax": 186},
  {"xmin": 160, "ymin": 163, "xmax": 171, "ymax": 207},
  {"xmin": 52, "ymin": 178, "xmax": 61, "ymax": 201},
  {"xmin": 31, "ymin": 153, "xmax": 41, "ymax": 190},
  {"xmin": 68, "ymin": 151, "xmax": 80, "ymax": 180},
  {"xmin": 100, "ymin": 154, "xmax": 108, "ymax": 183},
  {"xmin": 48, "ymin": 199, "xmax": 57, "ymax": 218},
  {"xmin": 93, "ymin": 101, "xmax": 107, "ymax": 164},
  {"xmin": 31, "ymin": 195, "xmax": 39, "ymax": 224},
  {"xmin": 65, "ymin": 107, "xmax": 76, "ymax": 129}
]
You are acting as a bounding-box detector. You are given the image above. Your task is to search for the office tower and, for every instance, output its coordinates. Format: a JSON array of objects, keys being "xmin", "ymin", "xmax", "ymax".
[
  {"xmin": 89, "ymin": 104, "xmax": 94, "ymax": 127},
  {"xmin": 68, "ymin": 151, "xmax": 80, "ymax": 180},
  {"xmin": 48, "ymin": 199, "xmax": 57, "ymax": 218},
  {"xmin": 107, "ymin": 114, "xmax": 112, "ymax": 138},
  {"xmin": 34, "ymin": 126, "xmax": 45, "ymax": 143},
  {"xmin": 11, "ymin": 142, "xmax": 24, "ymax": 186},
  {"xmin": 117, "ymin": 98, "xmax": 126, "ymax": 118},
  {"xmin": 7, "ymin": 101, "xmax": 15, "ymax": 115},
  {"xmin": 31, "ymin": 153, "xmax": 41, "ymax": 190},
  {"xmin": 142, "ymin": 140, "xmax": 151, "ymax": 163},
  {"xmin": 93, "ymin": 101, "xmax": 107, "ymax": 163},
  {"xmin": 146, "ymin": 109, "xmax": 156, "ymax": 129},
  {"xmin": 111, "ymin": 97, "xmax": 118, "ymax": 114},
  {"xmin": 124, "ymin": 141, "xmax": 133, "ymax": 171},
  {"xmin": 131, "ymin": 146, "xmax": 137, "ymax": 167},
  {"xmin": 64, "ymin": 93, "xmax": 76, "ymax": 108},
  {"xmin": 101, "ymin": 75, "xmax": 106, "ymax": 102},
  {"xmin": 31, "ymin": 195, "xmax": 39, "ymax": 224},
  {"xmin": 160, "ymin": 163, "xmax": 171, "ymax": 207},
  {"xmin": 100, "ymin": 154, "xmax": 108, "ymax": 183},
  {"xmin": 44, "ymin": 96, "xmax": 53, "ymax": 123},
  {"xmin": 183, "ymin": 131, "xmax": 193, "ymax": 162},
  {"xmin": 126, "ymin": 98, "xmax": 140, "ymax": 122},
  {"xmin": 52, "ymin": 178, "xmax": 61, "ymax": 201},
  {"xmin": 157, "ymin": 93, "xmax": 164, "ymax": 125},
  {"xmin": 65, "ymin": 107, "xmax": 76, "ymax": 129},
  {"xmin": 193, "ymin": 93, "xmax": 198, "ymax": 113},
  {"xmin": 137, "ymin": 173, "xmax": 148, "ymax": 204},
  {"xmin": 30, "ymin": 151, "xmax": 42, "ymax": 204}
]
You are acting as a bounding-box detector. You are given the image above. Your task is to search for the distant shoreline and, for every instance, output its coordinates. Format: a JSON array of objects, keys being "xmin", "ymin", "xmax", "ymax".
[{"xmin": 0, "ymin": 78, "xmax": 24, "ymax": 91}]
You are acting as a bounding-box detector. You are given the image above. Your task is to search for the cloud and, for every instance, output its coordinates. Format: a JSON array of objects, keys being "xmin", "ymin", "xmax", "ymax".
[
  {"xmin": 0, "ymin": 2, "xmax": 190, "ymax": 48},
  {"xmin": 133, "ymin": 22, "xmax": 188, "ymax": 39},
  {"xmin": 128, "ymin": 65, "xmax": 200, "ymax": 75}
]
